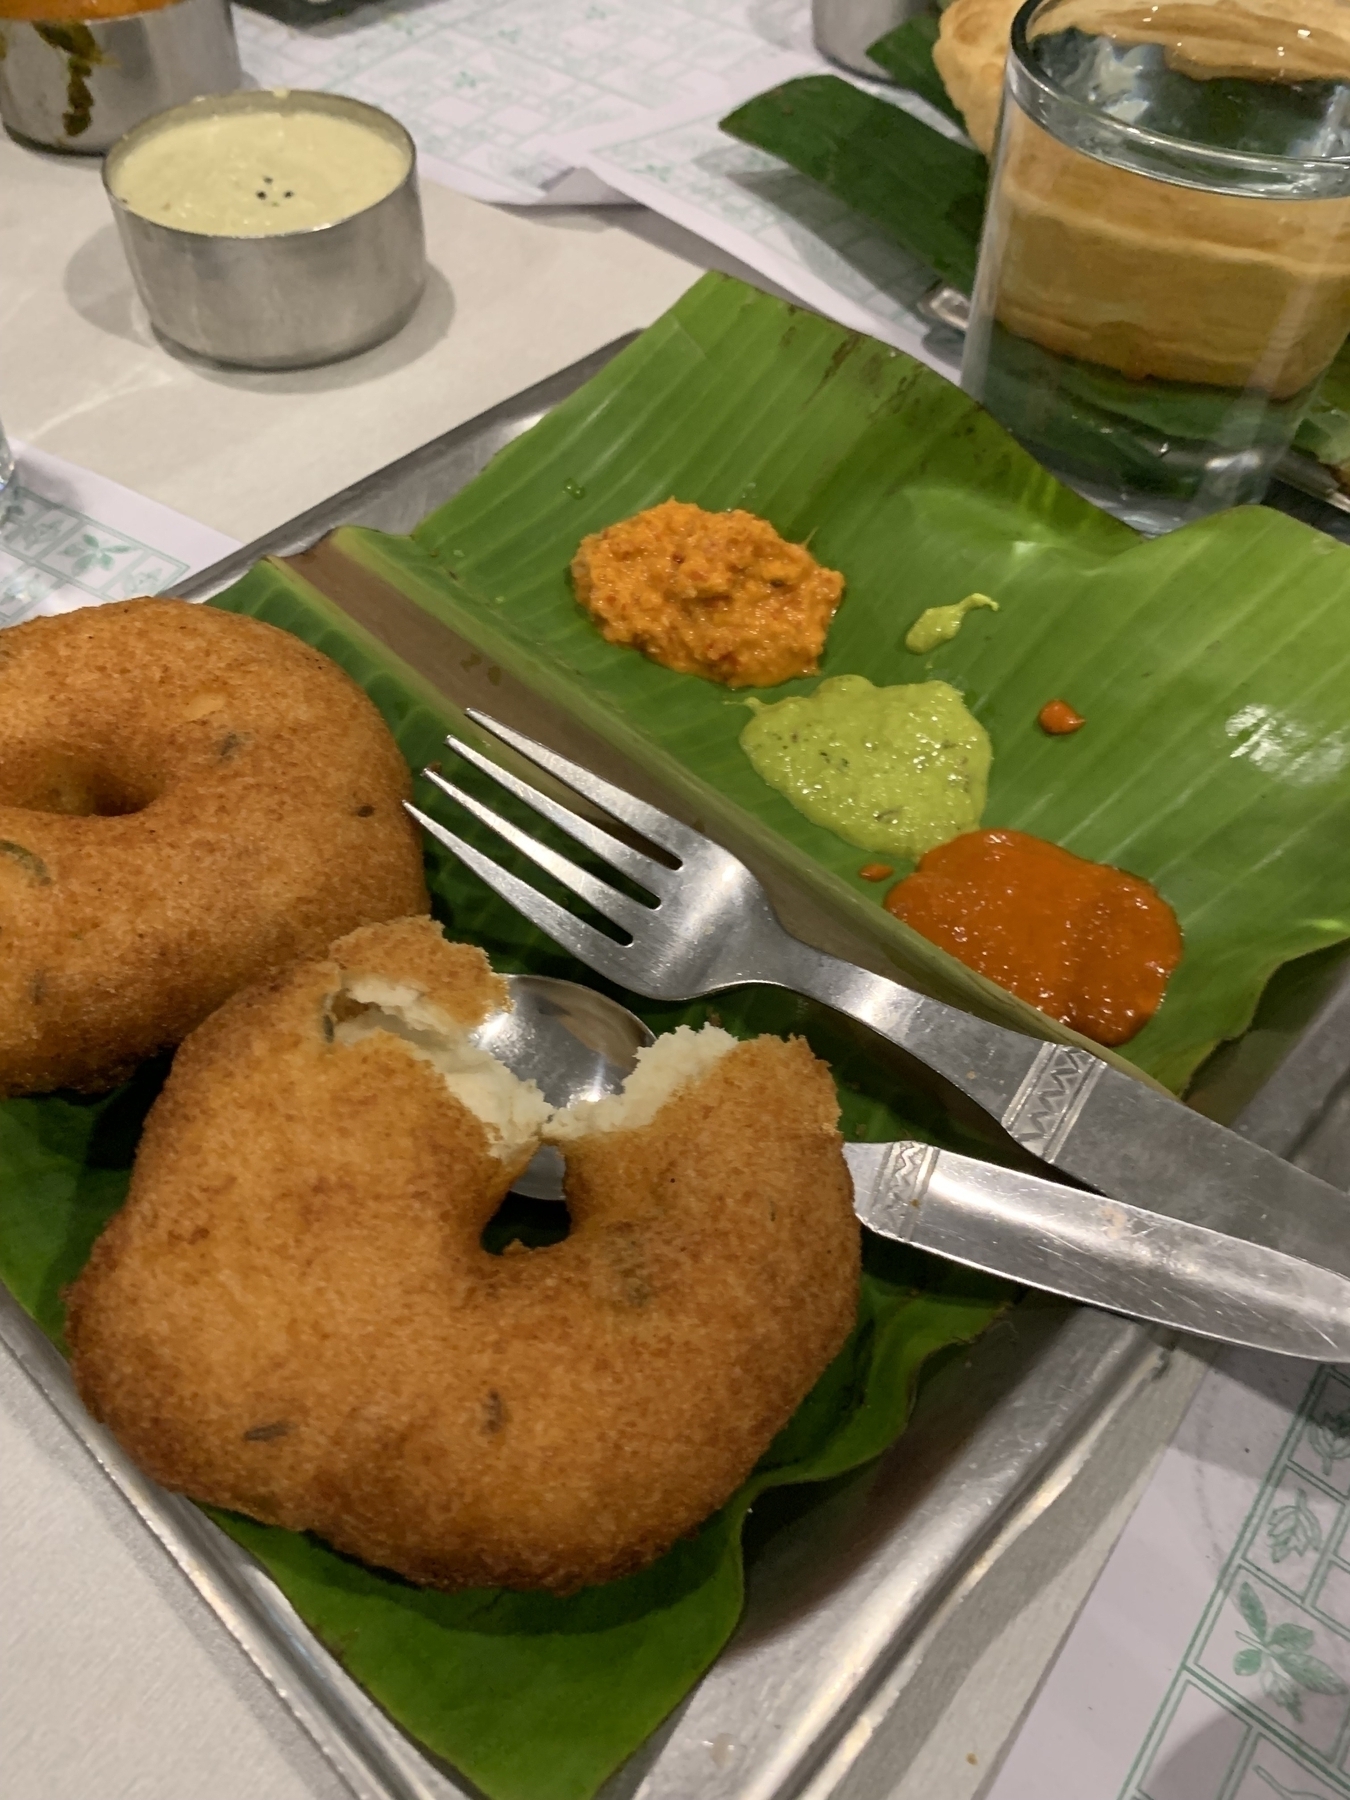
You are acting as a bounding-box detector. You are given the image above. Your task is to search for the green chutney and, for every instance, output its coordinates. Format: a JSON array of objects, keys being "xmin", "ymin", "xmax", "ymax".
[
  {"xmin": 740, "ymin": 674, "xmax": 991, "ymax": 858},
  {"xmin": 905, "ymin": 592, "xmax": 998, "ymax": 655}
]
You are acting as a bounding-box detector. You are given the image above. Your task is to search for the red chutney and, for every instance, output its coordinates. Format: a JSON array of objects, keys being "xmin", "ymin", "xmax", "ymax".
[
  {"xmin": 883, "ymin": 828, "xmax": 1182, "ymax": 1047},
  {"xmin": 1037, "ymin": 698, "xmax": 1085, "ymax": 735}
]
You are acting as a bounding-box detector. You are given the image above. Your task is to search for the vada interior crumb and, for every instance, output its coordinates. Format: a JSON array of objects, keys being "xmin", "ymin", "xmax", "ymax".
[
  {"xmin": 330, "ymin": 948, "xmax": 742, "ymax": 1158},
  {"xmin": 550, "ymin": 1024, "xmax": 738, "ymax": 1139},
  {"xmin": 331, "ymin": 973, "xmax": 552, "ymax": 1163},
  {"xmin": 570, "ymin": 499, "xmax": 844, "ymax": 689}
]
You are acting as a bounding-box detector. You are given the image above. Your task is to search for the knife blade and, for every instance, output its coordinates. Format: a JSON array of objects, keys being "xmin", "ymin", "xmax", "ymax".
[
  {"xmin": 845, "ymin": 1140, "xmax": 1350, "ymax": 1359},
  {"xmin": 812, "ymin": 974, "xmax": 1350, "ymax": 1285}
]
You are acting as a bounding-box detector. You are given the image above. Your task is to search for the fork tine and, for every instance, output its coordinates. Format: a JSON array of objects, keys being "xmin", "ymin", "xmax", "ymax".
[
  {"xmin": 419, "ymin": 769, "xmax": 657, "ymax": 937},
  {"xmin": 464, "ymin": 711, "xmax": 704, "ymax": 859},
  {"xmin": 444, "ymin": 733, "xmax": 672, "ymax": 894},
  {"xmin": 406, "ymin": 803, "xmax": 634, "ymax": 985}
]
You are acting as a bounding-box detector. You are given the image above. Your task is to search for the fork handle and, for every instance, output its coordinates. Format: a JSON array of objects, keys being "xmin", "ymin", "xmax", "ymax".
[{"xmin": 767, "ymin": 937, "xmax": 1350, "ymax": 1277}]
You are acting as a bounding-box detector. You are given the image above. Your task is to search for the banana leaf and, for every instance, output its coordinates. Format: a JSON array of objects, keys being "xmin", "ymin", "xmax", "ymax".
[
  {"xmin": 331, "ymin": 272, "xmax": 1350, "ymax": 1095},
  {"xmin": 720, "ymin": 73, "xmax": 987, "ymax": 294},
  {"xmin": 717, "ymin": 43, "xmax": 1350, "ymax": 473},
  {"xmin": 0, "ymin": 560, "xmax": 1008, "ymax": 1800},
  {"xmin": 1295, "ymin": 345, "xmax": 1350, "ymax": 476},
  {"xmin": 865, "ymin": 14, "xmax": 966, "ymax": 128}
]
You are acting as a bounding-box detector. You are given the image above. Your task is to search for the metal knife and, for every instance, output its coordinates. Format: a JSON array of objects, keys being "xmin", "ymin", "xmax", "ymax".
[{"xmin": 847, "ymin": 1140, "xmax": 1350, "ymax": 1359}]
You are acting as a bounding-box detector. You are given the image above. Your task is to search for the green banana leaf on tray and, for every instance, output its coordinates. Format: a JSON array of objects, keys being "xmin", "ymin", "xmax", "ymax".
[
  {"xmin": 718, "ymin": 20, "xmax": 1350, "ymax": 484},
  {"xmin": 339, "ymin": 272, "xmax": 1350, "ymax": 1096},
  {"xmin": 0, "ymin": 563, "xmax": 1008, "ymax": 1800}
]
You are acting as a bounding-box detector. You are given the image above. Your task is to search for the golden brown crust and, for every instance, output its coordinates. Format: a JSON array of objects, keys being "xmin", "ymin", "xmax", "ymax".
[
  {"xmin": 67, "ymin": 925, "xmax": 859, "ymax": 1592},
  {"xmin": 331, "ymin": 915, "xmax": 508, "ymax": 1026},
  {"xmin": 0, "ymin": 598, "xmax": 427, "ymax": 1094},
  {"xmin": 932, "ymin": 0, "xmax": 1019, "ymax": 155},
  {"xmin": 976, "ymin": 83, "xmax": 1350, "ymax": 396},
  {"xmin": 932, "ymin": 0, "xmax": 1350, "ymax": 159},
  {"xmin": 571, "ymin": 499, "xmax": 844, "ymax": 689}
]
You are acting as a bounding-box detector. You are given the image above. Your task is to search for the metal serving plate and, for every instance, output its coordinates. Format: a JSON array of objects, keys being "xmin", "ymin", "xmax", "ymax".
[{"xmin": 5, "ymin": 344, "xmax": 1350, "ymax": 1800}]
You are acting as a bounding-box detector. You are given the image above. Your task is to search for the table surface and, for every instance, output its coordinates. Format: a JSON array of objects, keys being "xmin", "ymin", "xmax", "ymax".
[{"xmin": 0, "ymin": 127, "xmax": 1206, "ymax": 1800}]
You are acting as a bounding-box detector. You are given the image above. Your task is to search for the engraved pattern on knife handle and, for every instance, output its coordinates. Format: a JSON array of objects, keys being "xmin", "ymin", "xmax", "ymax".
[
  {"xmin": 864, "ymin": 1142, "xmax": 940, "ymax": 1242},
  {"xmin": 1002, "ymin": 1043, "xmax": 1106, "ymax": 1160}
]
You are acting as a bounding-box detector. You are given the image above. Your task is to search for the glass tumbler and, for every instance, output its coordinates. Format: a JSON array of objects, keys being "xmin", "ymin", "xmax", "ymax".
[{"xmin": 961, "ymin": 0, "xmax": 1350, "ymax": 533}]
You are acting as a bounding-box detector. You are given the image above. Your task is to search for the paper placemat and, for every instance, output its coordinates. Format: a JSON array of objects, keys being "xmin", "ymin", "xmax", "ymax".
[
  {"xmin": 0, "ymin": 443, "xmax": 239, "ymax": 626},
  {"xmin": 989, "ymin": 1350, "xmax": 1350, "ymax": 1800},
  {"xmin": 556, "ymin": 81, "xmax": 962, "ymax": 371},
  {"xmin": 233, "ymin": 0, "xmax": 964, "ymax": 376},
  {"xmin": 233, "ymin": 0, "xmax": 823, "ymax": 206}
]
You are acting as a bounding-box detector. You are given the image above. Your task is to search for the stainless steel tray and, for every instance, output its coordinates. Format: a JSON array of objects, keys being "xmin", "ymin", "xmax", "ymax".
[{"xmin": 5, "ymin": 346, "xmax": 1350, "ymax": 1800}]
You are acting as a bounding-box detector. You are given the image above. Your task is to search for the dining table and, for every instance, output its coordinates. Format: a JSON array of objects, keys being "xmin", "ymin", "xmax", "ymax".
[{"xmin": 0, "ymin": 106, "xmax": 1230, "ymax": 1800}]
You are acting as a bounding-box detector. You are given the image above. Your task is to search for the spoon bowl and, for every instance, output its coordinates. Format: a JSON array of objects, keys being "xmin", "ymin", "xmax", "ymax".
[{"xmin": 472, "ymin": 975, "xmax": 653, "ymax": 1198}]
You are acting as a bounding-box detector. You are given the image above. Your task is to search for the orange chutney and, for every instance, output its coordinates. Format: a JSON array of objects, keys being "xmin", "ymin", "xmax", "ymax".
[
  {"xmin": 570, "ymin": 499, "xmax": 844, "ymax": 690},
  {"xmin": 1037, "ymin": 698, "xmax": 1086, "ymax": 735},
  {"xmin": 0, "ymin": 0, "xmax": 176, "ymax": 19},
  {"xmin": 883, "ymin": 828, "xmax": 1182, "ymax": 1047}
]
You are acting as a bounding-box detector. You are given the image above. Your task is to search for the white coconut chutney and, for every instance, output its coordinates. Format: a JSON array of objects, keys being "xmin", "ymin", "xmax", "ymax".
[{"xmin": 111, "ymin": 105, "xmax": 409, "ymax": 236}]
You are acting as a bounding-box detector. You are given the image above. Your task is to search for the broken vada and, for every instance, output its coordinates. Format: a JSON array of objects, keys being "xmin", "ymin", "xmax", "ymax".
[
  {"xmin": 571, "ymin": 498, "xmax": 844, "ymax": 689},
  {"xmin": 0, "ymin": 598, "xmax": 427, "ymax": 1095},
  {"xmin": 66, "ymin": 917, "xmax": 860, "ymax": 1593}
]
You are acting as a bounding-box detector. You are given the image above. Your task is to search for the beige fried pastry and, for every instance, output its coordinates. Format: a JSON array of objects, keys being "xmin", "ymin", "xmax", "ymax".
[
  {"xmin": 933, "ymin": 0, "xmax": 1020, "ymax": 154},
  {"xmin": 937, "ymin": 0, "xmax": 1350, "ymax": 392},
  {"xmin": 0, "ymin": 598, "xmax": 427, "ymax": 1094},
  {"xmin": 66, "ymin": 917, "xmax": 860, "ymax": 1593},
  {"xmin": 571, "ymin": 499, "xmax": 844, "ymax": 689},
  {"xmin": 933, "ymin": 0, "xmax": 1350, "ymax": 158},
  {"xmin": 1041, "ymin": 0, "xmax": 1350, "ymax": 83}
]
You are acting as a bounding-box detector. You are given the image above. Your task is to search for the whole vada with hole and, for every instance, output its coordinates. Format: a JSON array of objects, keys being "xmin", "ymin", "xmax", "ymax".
[
  {"xmin": 66, "ymin": 916, "xmax": 861, "ymax": 1593},
  {"xmin": 0, "ymin": 597, "xmax": 427, "ymax": 1095}
]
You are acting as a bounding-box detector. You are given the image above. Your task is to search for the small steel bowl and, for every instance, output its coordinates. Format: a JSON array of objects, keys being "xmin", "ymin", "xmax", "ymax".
[
  {"xmin": 103, "ymin": 89, "xmax": 428, "ymax": 370},
  {"xmin": 0, "ymin": 0, "xmax": 240, "ymax": 155}
]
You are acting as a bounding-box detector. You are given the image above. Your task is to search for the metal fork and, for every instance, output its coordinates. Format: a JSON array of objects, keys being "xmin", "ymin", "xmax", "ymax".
[{"xmin": 409, "ymin": 711, "xmax": 1350, "ymax": 1280}]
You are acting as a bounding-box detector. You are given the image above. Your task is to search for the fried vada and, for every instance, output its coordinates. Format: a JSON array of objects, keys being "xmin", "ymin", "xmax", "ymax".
[
  {"xmin": 571, "ymin": 498, "xmax": 845, "ymax": 689},
  {"xmin": 0, "ymin": 598, "xmax": 427, "ymax": 1094},
  {"xmin": 66, "ymin": 917, "xmax": 860, "ymax": 1592},
  {"xmin": 932, "ymin": 0, "xmax": 1019, "ymax": 154}
]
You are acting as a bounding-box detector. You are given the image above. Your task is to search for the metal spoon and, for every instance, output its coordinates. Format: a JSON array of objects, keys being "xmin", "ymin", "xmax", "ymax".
[
  {"xmin": 473, "ymin": 977, "xmax": 1350, "ymax": 1359},
  {"xmin": 473, "ymin": 974, "xmax": 652, "ymax": 1198}
]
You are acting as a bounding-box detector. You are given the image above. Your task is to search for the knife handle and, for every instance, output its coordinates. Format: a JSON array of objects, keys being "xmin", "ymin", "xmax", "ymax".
[
  {"xmin": 775, "ymin": 938, "xmax": 1350, "ymax": 1278},
  {"xmin": 850, "ymin": 1143, "xmax": 1350, "ymax": 1359}
]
